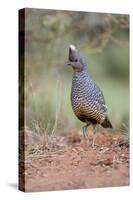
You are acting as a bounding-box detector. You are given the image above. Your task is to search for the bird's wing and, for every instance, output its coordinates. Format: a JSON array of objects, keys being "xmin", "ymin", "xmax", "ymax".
[{"xmin": 90, "ymin": 80, "xmax": 107, "ymax": 114}]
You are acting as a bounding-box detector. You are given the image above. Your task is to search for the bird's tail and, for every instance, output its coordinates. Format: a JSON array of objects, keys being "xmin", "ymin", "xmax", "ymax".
[{"xmin": 101, "ymin": 117, "xmax": 113, "ymax": 128}]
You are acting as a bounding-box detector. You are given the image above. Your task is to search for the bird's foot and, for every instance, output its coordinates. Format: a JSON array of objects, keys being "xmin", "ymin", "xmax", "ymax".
[
  {"xmin": 91, "ymin": 142, "xmax": 100, "ymax": 149},
  {"xmin": 82, "ymin": 137, "xmax": 91, "ymax": 150},
  {"xmin": 83, "ymin": 142, "xmax": 90, "ymax": 151},
  {"xmin": 91, "ymin": 143, "xmax": 97, "ymax": 149},
  {"xmin": 92, "ymin": 132, "xmax": 97, "ymax": 149}
]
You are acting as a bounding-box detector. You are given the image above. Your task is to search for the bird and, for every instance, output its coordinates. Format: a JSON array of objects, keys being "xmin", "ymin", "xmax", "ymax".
[{"xmin": 67, "ymin": 44, "xmax": 112, "ymax": 147}]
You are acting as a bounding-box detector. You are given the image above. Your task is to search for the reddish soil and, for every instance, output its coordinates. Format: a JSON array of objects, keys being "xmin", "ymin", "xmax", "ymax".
[{"xmin": 19, "ymin": 131, "xmax": 129, "ymax": 192}]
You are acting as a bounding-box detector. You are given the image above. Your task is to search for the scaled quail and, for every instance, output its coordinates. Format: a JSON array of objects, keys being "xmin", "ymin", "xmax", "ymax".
[{"xmin": 67, "ymin": 45, "xmax": 112, "ymax": 147}]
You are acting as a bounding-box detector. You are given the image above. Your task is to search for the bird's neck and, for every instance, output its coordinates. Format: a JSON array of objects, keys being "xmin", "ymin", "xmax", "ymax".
[{"xmin": 73, "ymin": 67, "xmax": 89, "ymax": 81}]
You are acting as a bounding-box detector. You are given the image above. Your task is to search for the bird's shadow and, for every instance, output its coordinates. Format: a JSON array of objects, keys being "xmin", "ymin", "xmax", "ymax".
[{"xmin": 8, "ymin": 182, "xmax": 18, "ymax": 190}]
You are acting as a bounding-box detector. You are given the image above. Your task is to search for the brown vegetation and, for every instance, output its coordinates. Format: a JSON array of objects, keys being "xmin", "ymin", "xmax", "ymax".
[{"xmin": 19, "ymin": 130, "xmax": 129, "ymax": 192}]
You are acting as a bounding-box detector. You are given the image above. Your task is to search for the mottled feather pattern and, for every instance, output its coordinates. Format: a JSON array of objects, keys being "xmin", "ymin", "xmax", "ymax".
[{"xmin": 71, "ymin": 69, "xmax": 107, "ymax": 124}]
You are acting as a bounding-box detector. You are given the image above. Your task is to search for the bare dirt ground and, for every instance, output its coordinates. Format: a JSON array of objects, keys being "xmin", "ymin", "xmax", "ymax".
[{"xmin": 19, "ymin": 131, "xmax": 129, "ymax": 192}]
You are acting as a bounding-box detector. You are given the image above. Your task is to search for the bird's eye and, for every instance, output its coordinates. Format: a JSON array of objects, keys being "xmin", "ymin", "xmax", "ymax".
[{"xmin": 74, "ymin": 59, "xmax": 78, "ymax": 62}]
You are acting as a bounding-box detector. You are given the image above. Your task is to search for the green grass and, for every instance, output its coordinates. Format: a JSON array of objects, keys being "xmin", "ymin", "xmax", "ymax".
[{"xmin": 25, "ymin": 70, "xmax": 129, "ymax": 135}]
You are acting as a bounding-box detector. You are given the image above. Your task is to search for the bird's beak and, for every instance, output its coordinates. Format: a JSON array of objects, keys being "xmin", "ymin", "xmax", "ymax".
[{"xmin": 66, "ymin": 61, "xmax": 71, "ymax": 66}]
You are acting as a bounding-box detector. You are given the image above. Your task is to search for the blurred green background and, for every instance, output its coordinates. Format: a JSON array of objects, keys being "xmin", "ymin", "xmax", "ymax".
[{"xmin": 24, "ymin": 8, "xmax": 129, "ymax": 134}]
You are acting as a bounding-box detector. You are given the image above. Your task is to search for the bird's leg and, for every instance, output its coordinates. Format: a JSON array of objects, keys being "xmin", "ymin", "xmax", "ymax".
[
  {"xmin": 82, "ymin": 125, "xmax": 88, "ymax": 140},
  {"xmin": 82, "ymin": 122, "xmax": 91, "ymax": 145},
  {"xmin": 92, "ymin": 124, "xmax": 97, "ymax": 148}
]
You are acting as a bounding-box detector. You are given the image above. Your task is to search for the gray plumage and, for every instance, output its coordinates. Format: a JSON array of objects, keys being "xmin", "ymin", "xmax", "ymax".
[{"xmin": 67, "ymin": 45, "xmax": 112, "ymax": 146}]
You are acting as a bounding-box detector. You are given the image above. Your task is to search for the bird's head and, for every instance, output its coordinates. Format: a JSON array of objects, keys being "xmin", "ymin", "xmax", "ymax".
[{"xmin": 67, "ymin": 45, "xmax": 86, "ymax": 71}]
